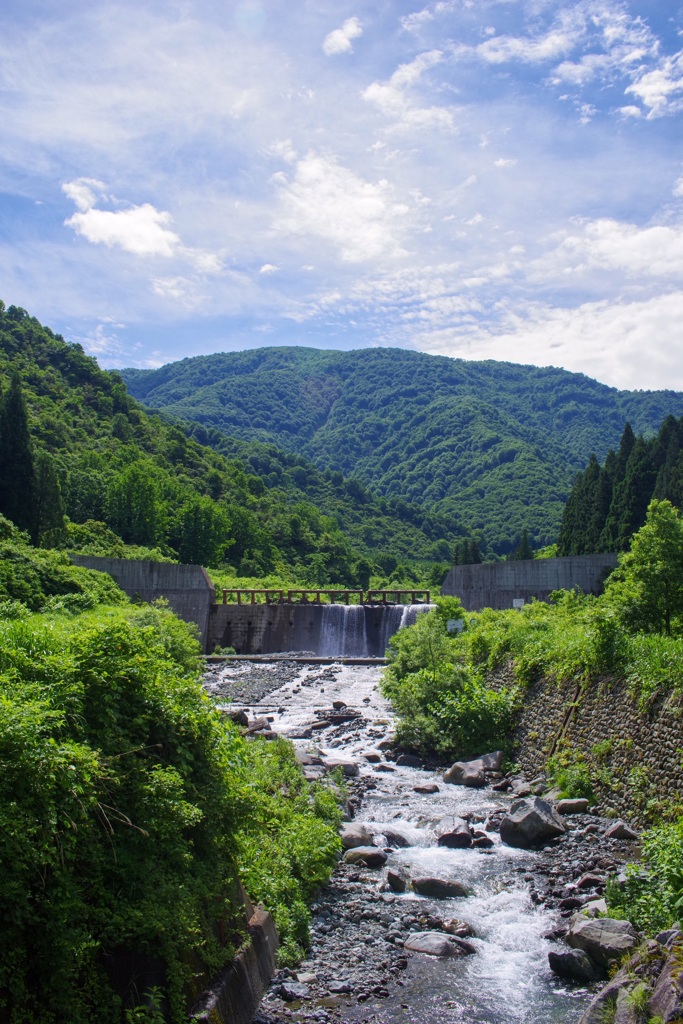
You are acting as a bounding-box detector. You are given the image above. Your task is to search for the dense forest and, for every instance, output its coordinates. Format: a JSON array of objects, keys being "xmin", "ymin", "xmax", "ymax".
[
  {"xmin": 0, "ymin": 303, "xmax": 465, "ymax": 588},
  {"xmin": 122, "ymin": 346, "xmax": 683, "ymax": 555},
  {"xmin": 557, "ymin": 415, "xmax": 683, "ymax": 555}
]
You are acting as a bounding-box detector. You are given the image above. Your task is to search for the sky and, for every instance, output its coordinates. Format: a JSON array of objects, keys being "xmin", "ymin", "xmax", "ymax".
[{"xmin": 1, "ymin": 0, "xmax": 682, "ymax": 391}]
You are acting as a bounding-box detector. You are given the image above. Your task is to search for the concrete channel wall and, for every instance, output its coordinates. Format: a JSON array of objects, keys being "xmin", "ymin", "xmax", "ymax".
[
  {"xmin": 70, "ymin": 556, "xmax": 216, "ymax": 649},
  {"xmin": 440, "ymin": 553, "xmax": 618, "ymax": 611}
]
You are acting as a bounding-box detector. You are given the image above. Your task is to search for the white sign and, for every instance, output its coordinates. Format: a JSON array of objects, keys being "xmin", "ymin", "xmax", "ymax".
[
  {"xmin": 447, "ymin": 618, "xmax": 464, "ymax": 633},
  {"xmin": 512, "ymin": 598, "xmax": 525, "ymax": 609}
]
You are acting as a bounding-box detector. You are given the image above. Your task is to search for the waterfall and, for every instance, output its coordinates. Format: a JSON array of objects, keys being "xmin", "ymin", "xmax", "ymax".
[
  {"xmin": 319, "ymin": 605, "xmax": 369, "ymax": 657},
  {"xmin": 318, "ymin": 603, "xmax": 436, "ymax": 657}
]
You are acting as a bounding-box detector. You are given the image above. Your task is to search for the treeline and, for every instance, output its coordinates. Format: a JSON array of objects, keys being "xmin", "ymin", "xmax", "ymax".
[
  {"xmin": 557, "ymin": 415, "xmax": 683, "ymax": 555},
  {"xmin": 0, "ymin": 302, "xmax": 462, "ymax": 586}
]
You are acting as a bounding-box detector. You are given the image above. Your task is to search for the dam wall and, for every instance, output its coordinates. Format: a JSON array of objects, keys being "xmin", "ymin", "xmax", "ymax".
[
  {"xmin": 70, "ymin": 556, "xmax": 216, "ymax": 649},
  {"xmin": 440, "ymin": 553, "xmax": 618, "ymax": 611}
]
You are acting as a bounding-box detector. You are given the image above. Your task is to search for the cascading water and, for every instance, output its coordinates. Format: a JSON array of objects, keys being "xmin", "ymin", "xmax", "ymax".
[{"xmin": 319, "ymin": 603, "xmax": 436, "ymax": 657}]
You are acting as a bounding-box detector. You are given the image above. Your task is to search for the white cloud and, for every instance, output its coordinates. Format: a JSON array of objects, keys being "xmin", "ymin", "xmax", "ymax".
[
  {"xmin": 674, "ymin": 178, "xmax": 683, "ymax": 199},
  {"xmin": 415, "ymin": 292, "xmax": 683, "ymax": 391},
  {"xmin": 362, "ymin": 51, "xmax": 454, "ymax": 129},
  {"xmin": 401, "ymin": 8, "xmax": 434, "ymax": 33},
  {"xmin": 545, "ymin": 217, "xmax": 683, "ymax": 279},
  {"xmin": 494, "ymin": 158, "xmax": 517, "ymax": 168},
  {"xmin": 625, "ymin": 51, "xmax": 683, "ymax": 118},
  {"xmin": 259, "ymin": 263, "xmax": 278, "ymax": 273},
  {"xmin": 63, "ymin": 179, "xmax": 180, "ymax": 257},
  {"xmin": 322, "ymin": 17, "xmax": 362, "ymax": 56},
  {"xmin": 274, "ymin": 153, "xmax": 408, "ymax": 262}
]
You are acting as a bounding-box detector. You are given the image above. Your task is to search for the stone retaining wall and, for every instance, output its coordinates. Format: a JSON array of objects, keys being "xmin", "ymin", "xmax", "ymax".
[{"xmin": 502, "ymin": 664, "xmax": 683, "ymax": 826}]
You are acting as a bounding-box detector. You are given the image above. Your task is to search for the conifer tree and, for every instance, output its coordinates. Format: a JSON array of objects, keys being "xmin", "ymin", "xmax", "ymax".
[
  {"xmin": 34, "ymin": 449, "xmax": 66, "ymax": 547},
  {"xmin": 509, "ymin": 529, "xmax": 533, "ymax": 560},
  {"xmin": 0, "ymin": 373, "xmax": 36, "ymax": 535}
]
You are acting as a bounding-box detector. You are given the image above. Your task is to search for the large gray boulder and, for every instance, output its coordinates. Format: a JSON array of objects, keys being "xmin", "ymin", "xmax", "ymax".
[
  {"xmin": 604, "ymin": 820, "xmax": 639, "ymax": 841},
  {"xmin": 568, "ymin": 917, "xmax": 639, "ymax": 968},
  {"xmin": 548, "ymin": 947, "xmax": 604, "ymax": 983},
  {"xmin": 322, "ymin": 757, "xmax": 359, "ymax": 778},
  {"xmin": 342, "ymin": 846, "xmax": 387, "ymax": 868},
  {"xmin": 556, "ymin": 798, "xmax": 590, "ymax": 815},
  {"xmin": 499, "ymin": 797, "xmax": 567, "ymax": 848},
  {"xmin": 403, "ymin": 931, "xmax": 474, "ymax": 957},
  {"xmin": 443, "ymin": 762, "xmax": 486, "ymax": 788},
  {"xmin": 411, "ymin": 877, "xmax": 468, "ymax": 899},
  {"xmin": 435, "ymin": 815, "xmax": 472, "ymax": 849},
  {"xmin": 649, "ymin": 947, "xmax": 683, "ymax": 1021},
  {"xmin": 340, "ymin": 822, "xmax": 373, "ymax": 850}
]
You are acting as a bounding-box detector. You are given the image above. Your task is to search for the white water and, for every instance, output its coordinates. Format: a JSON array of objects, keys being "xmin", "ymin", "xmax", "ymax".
[{"xmin": 318, "ymin": 603, "xmax": 436, "ymax": 658}]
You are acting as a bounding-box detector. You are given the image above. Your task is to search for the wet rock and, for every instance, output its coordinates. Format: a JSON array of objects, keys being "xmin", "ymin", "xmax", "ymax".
[
  {"xmin": 413, "ymin": 783, "xmax": 440, "ymax": 794},
  {"xmin": 411, "ymin": 877, "xmax": 468, "ymax": 899},
  {"xmin": 548, "ymin": 947, "xmax": 604, "ymax": 983},
  {"xmin": 375, "ymin": 763, "xmax": 396, "ymax": 773},
  {"xmin": 280, "ymin": 981, "xmax": 309, "ymax": 1001},
  {"xmin": 343, "ymin": 846, "xmax": 388, "ymax": 868},
  {"xmin": 499, "ymin": 797, "xmax": 567, "ymax": 849},
  {"xmin": 364, "ymin": 752, "xmax": 382, "ymax": 763},
  {"xmin": 387, "ymin": 868, "xmax": 409, "ymax": 893},
  {"xmin": 443, "ymin": 761, "xmax": 486, "ymax": 788},
  {"xmin": 568, "ymin": 917, "xmax": 639, "ymax": 968},
  {"xmin": 443, "ymin": 918, "xmax": 475, "ymax": 938},
  {"xmin": 556, "ymin": 798, "xmax": 590, "ymax": 815},
  {"xmin": 327, "ymin": 980, "xmax": 354, "ymax": 994},
  {"xmin": 322, "ymin": 758, "xmax": 359, "ymax": 778},
  {"xmin": 403, "ymin": 931, "xmax": 474, "ymax": 957},
  {"xmin": 332, "ymin": 700, "xmax": 347, "ymax": 710},
  {"xmin": 471, "ymin": 830, "xmax": 494, "ymax": 848},
  {"xmin": 491, "ymin": 778, "xmax": 512, "ymax": 792},
  {"xmin": 435, "ymin": 816, "xmax": 472, "ymax": 849},
  {"xmin": 511, "ymin": 781, "xmax": 532, "ymax": 797},
  {"xmin": 649, "ymin": 950, "xmax": 683, "ymax": 1021},
  {"xmin": 396, "ymin": 753, "xmax": 424, "ymax": 768},
  {"xmin": 379, "ymin": 827, "xmax": 411, "ymax": 848},
  {"xmin": 340, "ymin": 822, "xmax": 373, "ymax": 850},
  {"xmin": 229, "ymin": 708, "xmax": 249, "ymax": 726},
  {"xmin": 577, "ymin": 872, "xmax": 606, "ymax": 890},
  {"xmin": 462, "ymin": 751, "xmax": 505, "ymax": 772},
  {"xmin": 246, "ymin": 716, "xmax": 272, "ymax": 733},
  {"xmin": 604, "ymin": 820, "xmax": 639, "ymax": 841},
  {"xmin": 296, "ymin": 972, "xmax": 317, "ymax": 984}
]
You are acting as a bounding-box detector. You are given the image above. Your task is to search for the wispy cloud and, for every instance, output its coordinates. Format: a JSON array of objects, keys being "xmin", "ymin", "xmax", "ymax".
[{"xmin": 323, "ymin": 17, "xmax": 363, "ymax": 56}]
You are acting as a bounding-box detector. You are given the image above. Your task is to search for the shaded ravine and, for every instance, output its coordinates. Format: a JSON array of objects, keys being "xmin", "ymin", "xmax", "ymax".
[{"xmin": 203, "ymin": 661, "xmax": 624, "ymax": 1024}]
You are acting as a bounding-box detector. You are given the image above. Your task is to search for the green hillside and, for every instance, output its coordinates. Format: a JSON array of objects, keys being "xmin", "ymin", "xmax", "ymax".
[
  {"xmin": 122, "ymin": 347, "xmax": 683, "ymax": 553},
  {"xmin": 0, "ymin": 303, "xmax": 457, "ymax": 582}
]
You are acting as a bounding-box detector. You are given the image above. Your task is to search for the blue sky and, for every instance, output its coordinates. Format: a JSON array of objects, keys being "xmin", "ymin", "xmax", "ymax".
[{"xmin": 1, "ymin": 0, "xmax": 682, "ymax": 389}]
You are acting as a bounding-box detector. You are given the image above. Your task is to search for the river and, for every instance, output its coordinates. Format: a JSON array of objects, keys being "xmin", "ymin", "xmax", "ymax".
[{"xmin": 204, "ymin": 659, "xmax": 618, "ymax": 1024}]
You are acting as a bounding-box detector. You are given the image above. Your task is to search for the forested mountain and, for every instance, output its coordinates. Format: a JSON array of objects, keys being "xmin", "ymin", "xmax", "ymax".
[
  {"xmin": 0, "ymin": 303, "xmax": 458, "ymax": 582},
  {"xmin": 558, "ymin": 415, "xmax": 683, "ymax": 555},
  {"xmin": 122, "ymin": 347, "xmax": 683, "ymax": 553}
]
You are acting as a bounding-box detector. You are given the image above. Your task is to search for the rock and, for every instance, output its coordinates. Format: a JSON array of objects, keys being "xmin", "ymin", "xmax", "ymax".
[
  {"xmin": 649, "ymin": 952, "xmax": 683, "ymax": 1021},
  {"xmin": 387, "ymin": 868, "xmax": 409, "ymax": 893},
  {"xmin": 443, "ymin": 762, "xmax": 487, "ymax": 788},
  {"xmin": 556, "ymin": 798, "xmax": 590, "ymax": 815},
  {"xmin": 322, "ymin": 758, "xmax": 359, "ymax": 778},
  {"xmin": 327, "ymin": 980, "xmax": 353, "ymax": 994},
  {"xmin": 340, "ymin": 822, "xmax": 373, "ymax": 850},
  {"xmin": 461, "ymin": 751, "xmax": 505, "ymax": 772},
  {"xmin": 443, "ymin": 918, "xmax": 475, "ymax": 938},
  {"xmin": 499, "ymin": 797, "xmax": 567, "ymax": 849},
  {"xmin": 471, "ymin": 830, "xmax": 494, "ymax": 848},
  {"xmin": 396, "ymin": 753, "xmax": 424, "ymax": 768},
  {"xmin": 364, "ymin": 752, "xmax": 382, "ymax": 763},
  {"xmin": 332, "ymin": 700, "xmax": 347, "ymax": 710},
  {"xmin": 491, "ymin": 778, "xmax": 512, "ymax": 792},
  {"xmin": 576, "ymin": 976, "xmax": 628, "ymax": 1024},
  {"xmin": 379, "ymin": 827, "xmax": 411, "ymax": 848},
  {"xmin": 548, "ymin": 948, "xmax": 604, "ymax": 983},
  {"xmin": 604, "ymin": 820, "xmax": 639, "ymax": 841},
  {"xmin": 280, "ymin": 981, "xmax": 310, "ymax": 1001},
  {"xmin": 435, "ymin": 816, "xmax": 472, "ymax": 849},
  {"xmin": 375, "ymin": 763, "xmax": 396, "ymax": 773},
  {"xmin": 577, "ymin": 872, "xmax": 606, "ymax": 890},
  {"xmin": 246, "ymin": 716, "xmax": 271, "ymax": 733},
  {"xmin": 582, "ymin": 898, "xmax": 608, "ymax": 917},
  {"xmin": 413, "ymin": 783, "xmax": 440, "ymax": 794},
  {"xmin": 511, "ymin": 782, "xmax": 532, "ymax": 797},
  {"xmin": 655, "ymin": 927, "xmax": 680, "ymax": 946},
  {"xmin": 296, "ymin": 972, "xmax": 317, "ymax": 984},
  {"xmin": 343, "ymin": 846, "xmax": 388, "ymax": 868},
  {"xmin": 568, "ymin": 917, "xmax": 639, "ymax": 968},
  {"xmin": 229, "ymin": 708, "xmax": 249, "ymax": 726},
  {"xmin": 403, "ymin": 931, "xmax": 473, "ymax": 957},
  {"xmin": 411, "ymin": 877, "xmax": 468, "ymax": 899}
]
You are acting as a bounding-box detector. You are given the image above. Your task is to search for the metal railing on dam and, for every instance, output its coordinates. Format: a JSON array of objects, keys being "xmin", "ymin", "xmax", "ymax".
[{"xmin": 220, "ymin": 588, "xmax": 431, "ymax": 606}]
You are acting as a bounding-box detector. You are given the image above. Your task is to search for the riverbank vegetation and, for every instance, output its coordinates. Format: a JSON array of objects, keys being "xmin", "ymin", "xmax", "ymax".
[{"xmin": 0, "ymin": 547, "xmax": 341, "ymax": 1023}]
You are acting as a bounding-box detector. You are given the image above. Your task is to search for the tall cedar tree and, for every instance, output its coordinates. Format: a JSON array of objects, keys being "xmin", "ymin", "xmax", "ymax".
[{"xmin": 0, "ymin": 373, "xmax": 37, "ymax": 537}]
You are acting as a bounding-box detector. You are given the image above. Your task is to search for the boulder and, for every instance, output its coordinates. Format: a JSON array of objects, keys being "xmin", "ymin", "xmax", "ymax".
[
  {"xmin": 556, "ymin": 798, "xmax": 590, "ymax": 815},
  {"xmin": 280, "ymin": 981, "xmax": 310, "ymax": 1001},
  {"xmin": 322, "ymin": 758, "xmax": 359, "ymax": 778},
  {"xmin": 413, "ymin": 783, "xmax": 440, "ymax": 794},
  {"xmin": 340, "ymin": 822, "xmax": 373, "ymax": 850},
  {"xmin": 461, "ymin": 751, "xmax": 505, "ymax": 772},
  {"xmin": 435, "ymin": 815, "xmax": 472, "ymax": 849},
  {"xmin": 471, "ymin": 830, "xmax": 494, "ymax": 848},
  {"xmin": 499, "ymin": 797, "xmax": 567, "ymax": 848},
  {"xmin": 387, "ymin": 868, "xmax": 409, "ymax": 893},
  {"xmin": 403, "ymin": 931, "xmax": 474, "ymax": 957},
  {"xmin": 649, "ymin": 952, "xmax": 683, "ymax": 1021},
  {"xmin": 379, "ymin": 827, "xmax": 411, "ymax": 848},
  {"xmin": 548, "ymin": 947, "xmax": 604, "ymax": 983},
  {"xmin": 604, "ymin": 820, "xmax": 639, "ymax": 841},
  {"xmin": 568, "ymin": 917, "xmax": 639, "ymax": 968},
  {"xmin": 396, "ymin": 753, "xmax": 424, "ymax": 768},
  {"xmin": 411, "ymin": 876, "xmax": 468, "ymax": 899},
  {"xmin": 443, "ymin": 762, "xmax": 486, "ymax": 788},
  {"xmin": 229, "ymin": 708, "xmax": 249, "ymax": 727},
  {"xmin": 364, "ymin": 752, "xmax": 382, "ymax": 763},
  {"xmin": 343, "ymin": 846, "xmax": 388, "ymax": 868}
]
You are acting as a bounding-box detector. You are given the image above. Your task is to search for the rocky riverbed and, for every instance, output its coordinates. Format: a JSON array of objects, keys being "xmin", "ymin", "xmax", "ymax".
[{"xmin": 203, "ymin": 659, "xmax": 642, "ymax": 1024}]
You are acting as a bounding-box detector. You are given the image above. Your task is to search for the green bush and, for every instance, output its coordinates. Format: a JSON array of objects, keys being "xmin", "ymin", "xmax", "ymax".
[
  {"xmin": 607, "ymin": 816, "xmax": 683, "ymax": 934},
  {"xmin": 546, "ymin": 750, "xmax": 595, "ymax": 801}
]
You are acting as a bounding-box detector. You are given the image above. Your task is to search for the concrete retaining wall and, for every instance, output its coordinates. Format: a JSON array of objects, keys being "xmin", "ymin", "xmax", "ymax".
[
  {"xmin": 70, "ymin": 556, "xmax": 215, "ymax": 649},
  {"xmin": 491, "ymin": 662, "xmax": 683, "ymax": 826},
  {"xmin": 441, "ymin": 554, "xmax": 618, "ymax": 611}
]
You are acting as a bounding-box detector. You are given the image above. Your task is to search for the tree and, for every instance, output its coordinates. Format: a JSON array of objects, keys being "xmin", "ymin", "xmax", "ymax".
[
  {"xmin": 508, "ymin": 529, "xmax": 533, "ymax": 561},
  {"xmin": 0, "ymin": 373, "xmax": 36, "ymax": 536},
  {"xmin": 106, "ymin": 463, "xmax": 163, "ymax": 546},
  {"xmin": 33, "ymin": 449, "xmax": 65, "ymax": 547},
  {"xmin": 605, "ymin": 499, "xmax": 683, "ymax": 635},
  {"xmin": 175, "ymin": 496, "xmax": 231, "ymax": 567}
]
